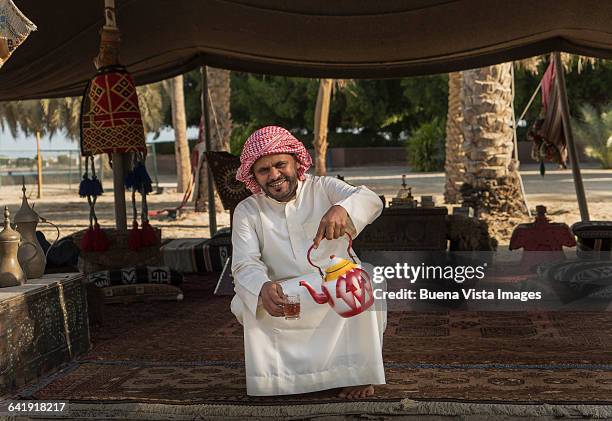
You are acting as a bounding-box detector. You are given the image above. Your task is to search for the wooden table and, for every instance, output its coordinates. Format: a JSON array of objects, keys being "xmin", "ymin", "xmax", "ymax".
[{"xmin": 0, "ymin": 273, "xmax": 90, "ymax": 394}]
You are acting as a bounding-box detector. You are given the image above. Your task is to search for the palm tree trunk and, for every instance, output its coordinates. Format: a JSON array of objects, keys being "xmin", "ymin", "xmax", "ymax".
[
  {"xmin": 313, "ymin": 79, "xmax": 333, "ymax": 176},
  {"xmin": 170, "ymin": 75, "xmax": 191, "ymax": 193},
  {"xmin": 36, "ymin": 131, "xmax": 43, "ymax": 198},
  {"xmin": 195, "ymin": 67, "xmax": 232, "ymax": 213},
  {"xmin": 444, "ymin": 72, "xmax": 464, "ymax": 204},
  {"xmin": 207, "ymin": 67, "xmax": 232, "ymax": 151},
  {"xmin": 460, "ymin": 63, "xmax": 526, "ymax": 216}
]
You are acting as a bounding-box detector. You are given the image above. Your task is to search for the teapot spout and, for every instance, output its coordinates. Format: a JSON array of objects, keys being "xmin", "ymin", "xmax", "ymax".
[{"xmin": 299, "ymin": 281, "xmax": 328, "ymax": 304}]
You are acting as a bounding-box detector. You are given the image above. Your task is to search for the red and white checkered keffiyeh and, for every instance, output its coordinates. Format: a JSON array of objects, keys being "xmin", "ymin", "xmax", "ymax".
[{"xmin": 236, "ymin": 126, "xmax": 312, "ymax": 194}]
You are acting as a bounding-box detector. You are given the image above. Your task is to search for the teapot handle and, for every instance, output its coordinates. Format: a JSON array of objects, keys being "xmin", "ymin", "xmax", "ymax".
[
  {"xmin": 307, "ymin": 232, "xmax": 357, "ymax": 278},
  {"xmin": 19, "ymin": 241, "xmax": 39, "ymax": 264}
]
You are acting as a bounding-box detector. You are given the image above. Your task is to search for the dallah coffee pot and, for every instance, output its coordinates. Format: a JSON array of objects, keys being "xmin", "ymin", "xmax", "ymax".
[
  {"xmin": 0, "ymin": 206, "xmax": 37, "ymax": 287},
  {"xmin": 300, "ymin": 233, "xmax": 375, "ymax": 318},
  {"xmin": 14, "ymin": 184, "xmax": 46, "ymax": 279}
]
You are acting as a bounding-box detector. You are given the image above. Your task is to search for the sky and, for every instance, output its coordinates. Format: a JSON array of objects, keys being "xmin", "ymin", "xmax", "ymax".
[{"xmin": 0, "ymin": 128, "xmax": 76, "ymax": 158}]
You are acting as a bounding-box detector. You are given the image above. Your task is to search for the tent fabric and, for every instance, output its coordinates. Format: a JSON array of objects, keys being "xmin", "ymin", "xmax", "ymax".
[{"xmin": 0, "ymin": 0, "xmax": 611, "ymax": 100}]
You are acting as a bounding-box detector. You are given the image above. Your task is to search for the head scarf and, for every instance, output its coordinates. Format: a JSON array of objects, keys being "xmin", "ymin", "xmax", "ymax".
[{"xmin": 236, "ymin": 126, "xmax": 312, "ymax": 194}]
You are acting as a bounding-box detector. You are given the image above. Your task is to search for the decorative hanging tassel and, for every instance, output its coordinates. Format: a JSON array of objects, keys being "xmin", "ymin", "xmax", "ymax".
[
  {"xmin": 539, "ymin": 160, "xmax": 546, "ymax": 177},
  {"xmin": 128, "ymin": 220, "xmax": 142, "ymax": 251},
  {"xmin": 79, "ymin": 156, "xmax": 108, "ymax": 252},
  {"xmin": 139, "ymin": 173, "xmax": 157, "ymax": 247},
  {"xmin": 140, "ymin": 221, "xmax": 157, "ymax": 246},
  {"xmin": 90, "ymin": 158, "xmax": 104, "ymax": 196},
  {"xmin": 125, "ymin": 153, "xmax": 157, "ymax": 250},
  {"xmin": 81, "ymin": 195, "xmax": 95, "ymax": 252},
  {"xmin": 133, "ymin": 161, "xmax": 152, "ymax": 194},
  {"xmin": 91, "ymin": 222, "xmax": 110, "ymax": 252},
  {"xmin": 81, "ymin": 225, "xmax": 95, "ymax": 251},
  {"xmin": 126, "ymin": 176, "xmax": 143, "ymax": 250},
  {"xmin": 79, "ymin": 156, "xmax": 93, "ymax": 197},
  {"xmin": 125, "ymin": 167, "xmax": 137, "ymax": 191}
]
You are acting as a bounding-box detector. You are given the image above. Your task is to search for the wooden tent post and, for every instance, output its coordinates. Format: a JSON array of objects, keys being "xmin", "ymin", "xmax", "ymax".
[
  {"xmin": 112, "ymin": 152, "xmax": 127, "ymax": 231},
  {"xmin": 553, "ymin": 52, "xmax": 590, "ymax": 221},
  {"xmin": 202, "ymin": 66, "xmax": 217, "ymax": 235},
  {"xmin": 99, "ymin": 0, "xmax": 127, "ymax": 232}
]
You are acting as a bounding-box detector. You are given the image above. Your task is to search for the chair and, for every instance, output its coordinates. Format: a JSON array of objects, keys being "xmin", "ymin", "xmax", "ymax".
[
  {"xmin": 205, "ymin": 151, "xmax": 252, "ymax": 225},
  {"xmin": 205, "ymin": 151, "xmax": 251, "ymax": 295}
]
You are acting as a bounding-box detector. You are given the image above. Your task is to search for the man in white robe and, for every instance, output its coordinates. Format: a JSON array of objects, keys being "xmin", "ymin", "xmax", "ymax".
[{"xmin": 231, "ymin": 126, "xmax": 386, "ymax": 398}]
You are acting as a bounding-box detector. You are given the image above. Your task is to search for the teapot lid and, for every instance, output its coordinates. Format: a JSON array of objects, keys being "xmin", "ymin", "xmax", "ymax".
[
  {"xmin": 324, "ymin": 255, "xmax": 357, "ymax": 282},
  {"xmin": 14, "ymin": 183, "xmax": 39, "ymax": 224},
  {"xmin": 0, "ymin": 206, "xmax": 20, "ymax": 242}
]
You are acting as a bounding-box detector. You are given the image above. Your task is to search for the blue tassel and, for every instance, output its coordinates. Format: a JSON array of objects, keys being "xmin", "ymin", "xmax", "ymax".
[
  {"xmin": 79, "ymin": 174, "xmax": 90, "ymax": 197},
  {"xmin": 79, "ymin": 175, "xmax": 101, "ymax": 197},
  {"xmin": 91, "ymin": 176, "xmax": 104, "ymax": 196},
  {"xmin": 125, "ymin": 169, "xmax": 137, "ymax": 190},
  {"xmin": 133, "ymin": 162, "xmax": 152, "ymax": 194}
]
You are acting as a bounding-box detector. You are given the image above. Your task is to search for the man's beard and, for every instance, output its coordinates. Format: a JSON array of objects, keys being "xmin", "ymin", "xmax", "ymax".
[{"xmin": 260, "ymin": 173, "xmax": 299, "ymax": 202}]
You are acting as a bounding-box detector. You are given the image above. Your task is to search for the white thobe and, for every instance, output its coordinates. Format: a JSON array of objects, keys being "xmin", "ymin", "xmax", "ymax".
[{"xmin": 231, "ymin": 174, "xmax": 386, "ymax": 396}]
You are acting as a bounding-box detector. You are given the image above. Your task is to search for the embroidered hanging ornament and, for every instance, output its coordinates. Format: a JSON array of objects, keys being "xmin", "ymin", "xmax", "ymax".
[
  {"xmin": 79, "ymin": 156, "xmax": 109, "ymax": 252},
  {"xmin": 0, "ymin": 0, "xmax": 36, "ymax": 68},
  {"xmin": 125, "ymin": 152, "xmax": 157, "ymax": 251},
  {"xmin": 80, "ymin": 65, "xmax": 146, "ymax": 155}
]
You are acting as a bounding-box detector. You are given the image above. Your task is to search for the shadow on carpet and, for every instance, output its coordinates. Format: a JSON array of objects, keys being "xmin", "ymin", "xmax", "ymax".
[{"xmin": 18, "ymin": 273, "xmax": 612, "ymax": 407}]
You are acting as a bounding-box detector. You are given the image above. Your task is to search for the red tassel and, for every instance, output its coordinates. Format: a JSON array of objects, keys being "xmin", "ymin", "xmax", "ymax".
[
  {"xmin": 140, "ymin": 221, "xmax": 158, "ymax": 247},
  {"xmin": 81, "ymin": 226, "xmax": 95, "ymax": 252},
  {"xmin": 92, "ymin": 223, "xmax": 110, "ymax": 252},
  {"xmin": 128, "ymin": 220, "xmax": 142, "ymax": 251}
]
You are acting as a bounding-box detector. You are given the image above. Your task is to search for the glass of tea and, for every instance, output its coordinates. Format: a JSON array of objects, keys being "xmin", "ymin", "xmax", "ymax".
[{"xmin": 283, "ymin": 295, "xmax": 301, "ymax": 320}]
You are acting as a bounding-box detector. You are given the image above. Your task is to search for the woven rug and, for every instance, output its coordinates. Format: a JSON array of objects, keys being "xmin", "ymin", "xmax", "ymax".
[{"xmin": 18, "ymin": 274, "xmax": 612, "ymax": 412}]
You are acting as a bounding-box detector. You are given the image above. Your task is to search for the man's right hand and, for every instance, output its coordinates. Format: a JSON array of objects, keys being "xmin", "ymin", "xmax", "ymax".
[{"xmin": 260, "ymin": 281, "xmax": 286, "ymax": 317}]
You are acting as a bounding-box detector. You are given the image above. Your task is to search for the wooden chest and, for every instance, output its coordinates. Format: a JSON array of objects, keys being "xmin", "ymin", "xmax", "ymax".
[
  {"xmin": 353, "ymin": 207, "xmax": 448, "ymax": 251},
  {"xmin": 0, "ymin": 273, "xmax": 90, "ymax": 394}
]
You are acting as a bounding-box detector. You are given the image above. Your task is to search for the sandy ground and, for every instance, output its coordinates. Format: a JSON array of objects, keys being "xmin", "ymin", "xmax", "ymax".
[{"xmin": 0, "ymin": 164, "xmax": 610, "ymax": 244}]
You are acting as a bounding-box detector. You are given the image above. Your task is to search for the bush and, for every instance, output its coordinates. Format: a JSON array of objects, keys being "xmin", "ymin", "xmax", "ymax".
[
  {"xmin": 573, "ymin": 103, "xmax": 612, "ymax": 169},
  {"xmin": 405, "ymin": 117, "xmax": 446, "ymax": 172}
]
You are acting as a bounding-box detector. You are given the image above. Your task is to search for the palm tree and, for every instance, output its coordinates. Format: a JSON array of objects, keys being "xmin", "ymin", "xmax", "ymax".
[
  {"xmin": 459, "ymin": 63, "xmax": 526, "ymax": 216},
  {"xmin": 195, "ymin": 66, "xmax": 232, "ymax": 213},
  {"xmin": 206, "ymin": 67, "xmax": 232, "ymax": 151},
  {"xmin": 312, "ymin": 79, "xmax": 354, "ymax": 176},
  {"xmin": 0, "ymin": 99, "xmax": 66, "ymax": 197},
  {"xmin": 574, "ymin": 103, "xmax": 612, "ymax": 168},
  {"xmin": 313, "ymin": 79, "xmax": 333, "ymax": 176},
  {"xmin": 443, "ymin": 72, "xmax": 464, "ymax": 204},
  {"xmin": 137, "ymin": 83, "xmax": 165, "ymax": 135},
  {"xmin": 167, "ymin": 75, "xmax": 191, "ymax": 193}
]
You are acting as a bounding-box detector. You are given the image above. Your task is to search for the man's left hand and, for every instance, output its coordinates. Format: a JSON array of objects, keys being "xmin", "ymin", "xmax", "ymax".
[{"xmin": 313, "ymin": 205, "xmax": 353, "ymax": 249}]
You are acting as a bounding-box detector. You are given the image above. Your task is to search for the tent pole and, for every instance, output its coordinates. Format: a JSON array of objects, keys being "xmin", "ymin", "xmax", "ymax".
[
  {"xmin": 553, "ymin": 52, "xmax": 589, "ymax": 222},
  {"xmin": 112, "ymin": 152, "xmax": 127, "ymax": 231},
  {"xmin": 202, "ymin": 66, "xmax": 217, "ymax": 235},
  {"xmin": 510, "ymin": 63, "xmax": 531, "ymax": 217}
]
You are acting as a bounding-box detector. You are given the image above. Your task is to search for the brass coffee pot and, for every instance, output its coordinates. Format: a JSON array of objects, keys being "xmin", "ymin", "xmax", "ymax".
[
  {"xmin": 0, "ymin": 206, "xmax": 37, "ymax": 287},
  {"xmin": 14, "ymin": 184, "xmax": 46, "ymax": 279}
]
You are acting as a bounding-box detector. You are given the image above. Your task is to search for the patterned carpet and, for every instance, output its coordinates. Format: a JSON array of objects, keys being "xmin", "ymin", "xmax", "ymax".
[{"xmin": 22, "ymin": 274, "xmax": 612, "ymax": 405}]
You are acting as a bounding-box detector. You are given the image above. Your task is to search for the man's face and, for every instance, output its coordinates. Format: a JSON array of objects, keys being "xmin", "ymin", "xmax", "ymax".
[{"xmin": 252, "ymin": 153, "xmax": 299, "ymax": 202}]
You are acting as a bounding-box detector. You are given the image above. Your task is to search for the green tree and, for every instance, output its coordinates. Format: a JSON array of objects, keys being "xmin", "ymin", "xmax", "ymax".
[
  {"xmin": 574, "ymin": 103, "xmax": 612, "ymax": 168},
  {"xmin": 406, "ymin": 117, "xmax": 446, "ymax": 172}
]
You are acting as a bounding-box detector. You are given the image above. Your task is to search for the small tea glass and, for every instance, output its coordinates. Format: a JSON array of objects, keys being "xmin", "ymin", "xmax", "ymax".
[{"xmin": 283, "ymin": 295, "xmax": 301, "ymax": 320}]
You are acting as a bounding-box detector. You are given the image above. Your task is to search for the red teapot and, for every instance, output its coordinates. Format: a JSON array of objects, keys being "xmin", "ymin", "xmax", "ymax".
[{"xmin": 299, "ymin": 233, "xmax": 375, "ymax": 318}]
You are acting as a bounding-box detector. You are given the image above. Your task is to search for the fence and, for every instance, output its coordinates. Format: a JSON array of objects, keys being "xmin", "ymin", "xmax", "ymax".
[{"xmin": 0, "ymin": 144, "xmax": 163, "ymax": 193}]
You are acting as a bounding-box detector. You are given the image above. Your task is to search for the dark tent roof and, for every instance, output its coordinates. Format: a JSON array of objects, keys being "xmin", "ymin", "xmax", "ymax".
[{"xmin": 1, "ymin": 0, "xmax": 612, "ymax": 100}]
